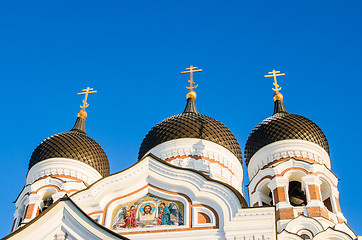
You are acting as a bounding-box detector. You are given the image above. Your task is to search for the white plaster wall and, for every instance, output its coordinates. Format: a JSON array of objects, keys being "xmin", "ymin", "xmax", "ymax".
[
  {"xmin": 26, "ymin": 158, "xmax": 103, "ymax": 185},
  {"xmin": 144, "ymin": 138, "xmax": 244, "ymax": 194},
  {"xmin": 248, "ymin": 140, "xmax": 331, "ymax": 180}
]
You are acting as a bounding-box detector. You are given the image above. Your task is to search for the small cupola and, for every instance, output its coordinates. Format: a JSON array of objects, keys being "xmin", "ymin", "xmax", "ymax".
[
  {"xmin": 28, "ymin": 87, "xmax": 110, "ymax": 178},
  {"xmin": 137, "ymin": 66, "xmax": 244, "ymax": 192},
  {"xmin": 244, "ymin": 70, "xmax": 329, "ymax": 165},
  {"xmin": 138, "ymin": 66, "xmax": 242, "ymax": 162}
]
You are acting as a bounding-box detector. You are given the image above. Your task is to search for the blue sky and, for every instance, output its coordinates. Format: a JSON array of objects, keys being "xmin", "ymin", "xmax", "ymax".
[{"xmin": 0, "ymin": 0, "xmax": 361, "ymax": 237}]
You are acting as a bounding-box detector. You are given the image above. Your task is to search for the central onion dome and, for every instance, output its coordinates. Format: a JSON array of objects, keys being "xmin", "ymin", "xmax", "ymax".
[
  {"xmin": 244, "ymin": 92, "xmax": 330, "ymax": 165},
  {"xmin": 138, "ymin": 91, "xmax": 242, "ymax": 162},
  {"xmin": 29, "ymin": 110, "xmax": 110, "ymax": 177}
]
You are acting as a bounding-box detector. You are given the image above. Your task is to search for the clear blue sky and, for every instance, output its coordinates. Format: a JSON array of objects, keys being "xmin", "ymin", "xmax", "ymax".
[{"xmin": 0, "ymin": 0, "xmax": 361, "ymax": 237}]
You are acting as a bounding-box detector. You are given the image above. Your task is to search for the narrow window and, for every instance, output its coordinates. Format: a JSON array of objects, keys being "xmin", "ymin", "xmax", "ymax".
[
  {"xmin": 323, "ymin": 198, "xmax": 333, "ymax": 212},
  {"xmin": 259, "ymin": 184, "xmax": 273, "ymax": 206},
  {"xmin": 17, "ymin": 218, "xmax": 22, "ymax": 227},
  {"xmin": 320, "ymin": 179, "xmax": 334, "ymax": 213}
]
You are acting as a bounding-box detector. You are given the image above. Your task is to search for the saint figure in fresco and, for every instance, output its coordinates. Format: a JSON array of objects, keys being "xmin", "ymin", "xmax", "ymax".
[
  {"xmin": 122, "ymin": 205, "xmax": 137, "ymax": 228},
  {"xmin": 143, "ymin": 205, "xmax": 152, "ymax": 215},
  {"xmin": 139, "ymin": 204, "xmax": 155, "ymax": 221},
  {"xmin": 157, "ymin": 202, "xmax": 174, "ymax": 225}
]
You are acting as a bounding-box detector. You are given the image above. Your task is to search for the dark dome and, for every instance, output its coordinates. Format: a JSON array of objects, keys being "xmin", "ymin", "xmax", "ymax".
[
  {"xmin": 138, "ymin": 98, "xmax": 242, "ymax": 162},
  {"xmin": 244, "ymin": 99, "xmax": 330, "ymax": 165},
  {"xmin": 29, "ymin": 117, "xmax": 110, "ymax": 177}
]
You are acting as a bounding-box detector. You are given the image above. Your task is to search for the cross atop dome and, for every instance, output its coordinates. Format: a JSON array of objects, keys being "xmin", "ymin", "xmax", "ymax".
[
  {"xmin": 77, "ymin": 87, "xmax": 97, "ymax": 118},
  {"xmin": 264, "ymin": 70, "xmax": 285, "ymax": 94},
  {"xmin": 78, "ymin": 87, "xmax": 97, "ymax": 110},
  {"xmin": 181, "ymin": 65, "xmax": 202, "ymax": 99}
]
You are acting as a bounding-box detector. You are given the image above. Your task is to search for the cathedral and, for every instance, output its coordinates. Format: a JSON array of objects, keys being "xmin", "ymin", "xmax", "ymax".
[{"xmin": 3, "ymin": 67, "xmax": 360, "ymax": 240}]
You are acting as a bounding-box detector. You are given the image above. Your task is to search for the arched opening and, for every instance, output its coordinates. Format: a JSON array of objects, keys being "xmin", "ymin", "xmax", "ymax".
[
  {"xmin": 17, "ymin": 218, "xmax": 22, "ymax": 227},
  {"xmin": 259, "ymin": 182, "xmax": 273, "ymax": 206},
  {"xmin": 320, "ymin": 178, "xmax": 333, "ymax": 212},
  {"xmin": 297, "ymin": 228, "xmax": 314, "ymax": 239},
  {"xmin": 40, "ymin": 192, "xmax": 54, "ymax": 212},
  {"xmin": 16, "ymin": 204, "xmax": 26, "ymax": 228},
  {"xmin": 288, "ymin": 181, "xmax": 307, "ymax": 206},
  {"xmin": 300, "ymin": 234, "xmax": 311, "ymax": 239}
]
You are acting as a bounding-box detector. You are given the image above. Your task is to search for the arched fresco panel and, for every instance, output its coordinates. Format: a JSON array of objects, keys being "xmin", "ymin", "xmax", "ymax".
[{"xmin": 110, "ymin": 193, "xmax": 184, "ymax": 230}]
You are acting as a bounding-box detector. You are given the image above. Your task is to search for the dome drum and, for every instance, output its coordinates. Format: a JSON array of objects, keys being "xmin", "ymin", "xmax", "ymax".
[
  {"xmin": 145, "ymin": 138, "xmax": 244, "ymax": 192},
  {"xmin": 247, "ymin": 139, "xmax": 331, "ymax": 180},
  {"xmin": 26, "ymin": 157, "xmax": 104, "ymax": 185}
]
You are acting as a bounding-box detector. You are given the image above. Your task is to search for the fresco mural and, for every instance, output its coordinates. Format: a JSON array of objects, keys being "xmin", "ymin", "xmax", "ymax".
[{"xmin": 111, "ymin": 193, "xmax": 184, "ymax": 230}]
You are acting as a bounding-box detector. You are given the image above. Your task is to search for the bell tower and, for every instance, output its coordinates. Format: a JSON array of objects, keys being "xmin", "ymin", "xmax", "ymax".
[{"xmin": 245, "ymin": 70, "xmax": 347, "ymax": 239}]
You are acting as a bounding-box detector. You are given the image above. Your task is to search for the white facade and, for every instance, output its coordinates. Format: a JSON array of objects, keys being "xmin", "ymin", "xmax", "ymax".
[
  {"xmin": 145, "ymin": 138, "xmax": 244, "ymax": 194},
  {"xmin": 6, "ymin": 101, "xmax": 361, "ymax": 240}
]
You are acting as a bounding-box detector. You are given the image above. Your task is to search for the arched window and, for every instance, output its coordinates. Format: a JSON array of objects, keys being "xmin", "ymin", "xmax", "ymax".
[
  {"xmin": 42, "ymin": 197, "xmax": 53, "ymax": 211},
  {"xmin": 298, "ymin": 229, "xmax": 314, "ymax": 239},
  {"xmin": 258, "ymin": 182, "xmax": 273, "ymax": 206},
  {"xmin": 320, "ymin": 178, "xmax": 333, "ymax": 212},
  {"xmin": 288, "ymin": 181, "xmax": 307, "ymax": 206},
  {"xmin": 40, "ymin": 192, "xmax": 54, "ymax": 212},
  {"xmin": 17, "ymin": 218, "xmax": 22, "ymax": 227},
  {"xmin": 17, "ymin": 204, "xmax": 26, "ymax": 227},
  {"xmin": 300, "ymin": 234, "xmax": 311, "ymax": 239}
]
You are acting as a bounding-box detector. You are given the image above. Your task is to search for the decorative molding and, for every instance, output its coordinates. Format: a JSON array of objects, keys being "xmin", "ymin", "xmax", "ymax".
[
  {"xmin": 248, "ymin": 140, "xmax": 331, "ymax": 180},
  {"xmin": 145, "ymin": 138, "xmax": 243, "ymax": 192},
  {"xmin": 248, "ymin": 158, "xmax": 339, "ymax": 199},
  {"xmin": 72, "ymin": 156, "xmax": 244, "ymax": 230},
  {"xmin": 284, "ymin": 215, "xmax": 324, "ymax": 236},
  {"xmin": 26, "ymin": 158, "xmax": 103, "ymax": 185},
  {"xmin": 313, "ymin": 227, "xmax": 354, "ymax": 240}
]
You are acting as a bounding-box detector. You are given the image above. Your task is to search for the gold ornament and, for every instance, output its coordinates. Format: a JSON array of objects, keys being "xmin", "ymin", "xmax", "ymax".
[
  {"xmin": 186, "ymin": 90, "xmax": 197, "ymax": 99},
  {"xmin": 77, "ymin": 110, "xmax": 88, "ymax": 118},
  {"xmin": 273, "ymin": 92, "xmax": 283, "ymax": 101}
]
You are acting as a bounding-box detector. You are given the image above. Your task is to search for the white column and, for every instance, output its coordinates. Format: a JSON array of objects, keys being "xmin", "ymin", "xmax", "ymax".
[
  {"xmin": 302, "ymin": 175, "xmax": 324, "ymax": 208},
  {"xmin": 268, "ymin": 176, "xmax": 290, "ymax": 209}
]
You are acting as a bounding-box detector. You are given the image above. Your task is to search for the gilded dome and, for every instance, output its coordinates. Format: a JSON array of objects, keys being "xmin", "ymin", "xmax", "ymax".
[
  {"xmin": 29, "ymin": 117, "xmax": 110, "ymax": 177},
  {"xmin": 244, "ymin": 99, "xmax": 330, "ymax": 165},
  {"xmin": 138, "ymin": 98, "xmax": 243, "ymax": 162}
]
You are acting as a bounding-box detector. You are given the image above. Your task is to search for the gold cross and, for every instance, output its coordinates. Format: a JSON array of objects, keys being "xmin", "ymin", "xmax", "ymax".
[
  {"xmin": 264, "ymin": 70, "xmax": 285, "ymax": 93},
  {"xmin": 181, "ymin": 65, "xmax": 202, "ymax": 91},
  {"xmin": 78, "ymin": 87, "xmax": 97, "ymax": 110}
]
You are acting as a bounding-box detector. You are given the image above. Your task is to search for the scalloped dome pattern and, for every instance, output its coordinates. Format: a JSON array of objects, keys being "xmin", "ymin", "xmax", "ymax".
[
  {"xmin": 138, "ymin": 112, "xmax": 243, "ymax": 162},
  {"xmin": 29, "ymin": 131, "xmax": 110, "ymax": 177},
  {"xmin": 245, "ymin": 112, "xmax": 330, "ymax": 165}
]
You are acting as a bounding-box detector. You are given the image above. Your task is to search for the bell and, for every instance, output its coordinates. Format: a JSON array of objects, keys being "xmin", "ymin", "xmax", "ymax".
[
  {"xmin": 289, "ymin": 181, "xmax": 307, "ymax": 206},
  {"xmin": 42, "ymin": 198, "xmax": 53, "ymax": 211},
  {"xmin": 290, "ymin": 196, "xmax": 306, "ymax": 206}
]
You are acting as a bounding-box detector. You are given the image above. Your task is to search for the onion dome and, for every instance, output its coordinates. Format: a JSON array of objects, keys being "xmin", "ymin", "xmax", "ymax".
[
  {"xmin": 29, "ymin": 110, "xmax": 110, "ymax": 177},
  {"xmin": 138, "ymin": 90, "xmax": 243, "ymax": 162},
  {"xmin": 244, "ymin": 92, "xmax": 330, "ymax": 165}
]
